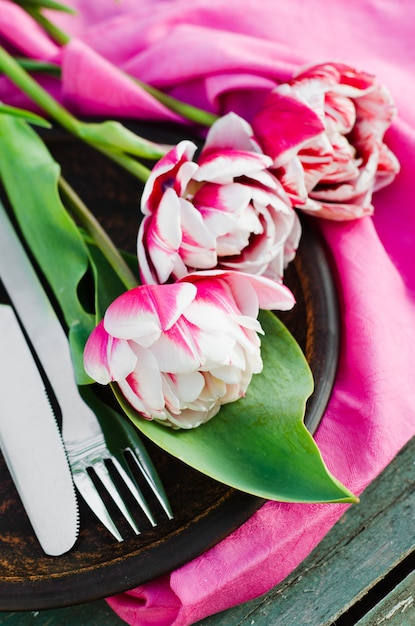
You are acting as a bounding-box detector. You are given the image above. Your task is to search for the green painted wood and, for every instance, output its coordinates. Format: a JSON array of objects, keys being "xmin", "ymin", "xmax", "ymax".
[
  {"xmin": 0, "ymin": 601, "xmax": 125, "ymax": 625},
  {"xmin": 196, "ymin": 435, "xmax": 415, "ymax": 625},
  {"xmin": 356, "ymin": 570, "xmax": 415, "ymax": 626}
]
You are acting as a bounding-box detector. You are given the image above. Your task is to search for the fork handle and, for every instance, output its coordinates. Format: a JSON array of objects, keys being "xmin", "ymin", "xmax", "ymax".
[{"xmin": 34, "ymin": 323, "xmax": 102, "ymax": 445}]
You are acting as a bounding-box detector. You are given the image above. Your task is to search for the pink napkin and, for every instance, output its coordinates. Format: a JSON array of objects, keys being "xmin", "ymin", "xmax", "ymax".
[{"xmin": 1, "ymin": 1, "xmax": 415, "ymax": 624}]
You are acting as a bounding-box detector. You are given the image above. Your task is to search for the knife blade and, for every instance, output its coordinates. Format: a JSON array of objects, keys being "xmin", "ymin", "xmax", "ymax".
[
  {"xmin": 0, "ymin": 304, "xmax": 79, "ymax": 555},
  {"xmin": 0, "ymin": 200, "xmax": 95, "ymax": 436}
]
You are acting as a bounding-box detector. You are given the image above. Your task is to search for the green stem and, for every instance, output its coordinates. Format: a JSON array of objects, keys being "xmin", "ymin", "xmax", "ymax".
[
  {"xmin": 14, "ymin": 57, "xmax": 62, "ymax": 77},
  {"xmin": 25, "ymin": 7, "xmax": 71, "ymax": 45},
  {"xmin": 133, "ymin": 79, "xmax": 218, "ymax": 127},
  {"xmin": 59, "ymin": 177, "xmax": 139, "ymax": 290},
  {"xmin": 0, "ymin": 45, "xmax": 79, "ymax": 133},
  {"xmin": 17, "ymin": 54, "xmax": 217, "ymax": 128},
  {"xmin": 98, "ymin": 148, "xmax": 151, "ymax": 183},
  {"xmin": 0, "ymin": 45, "xmax": 155, "ymax": 180},
  {"xmin": 0, "ymin": 102, "xmax": 51, "ymax": 127},
  {"xmin": 13, "ymin": 0, "xmax": 76, "ymax": 14}
]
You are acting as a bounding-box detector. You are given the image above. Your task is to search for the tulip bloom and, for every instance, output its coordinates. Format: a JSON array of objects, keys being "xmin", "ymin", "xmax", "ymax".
[
  {"xmin": 83, "ymin": 271, "xmax": 295, "ymax": 429},
  {"xmin": 252, "ymin": 62, "xmax": 400, "ymax": 220},
  {"xmin": 137, "ymin": 112, "xmax": 301, "ymax": 285}
]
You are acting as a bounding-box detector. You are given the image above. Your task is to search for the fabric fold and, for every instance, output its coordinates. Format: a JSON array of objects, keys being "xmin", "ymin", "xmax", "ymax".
[{"xmin": 61, "ymin": 39, "xmax": 182, "ymax": 120}]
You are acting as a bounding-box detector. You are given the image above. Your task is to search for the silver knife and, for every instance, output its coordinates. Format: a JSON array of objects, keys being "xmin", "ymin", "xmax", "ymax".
[{"xmin": 0, "ymin": 304, "xmax": 79, "ymax": 555}]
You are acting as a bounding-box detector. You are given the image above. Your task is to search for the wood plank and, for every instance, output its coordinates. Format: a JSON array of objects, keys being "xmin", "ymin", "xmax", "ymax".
[
  {"xmin": 0, "ymin": 601, "xmax": 125, "ymax": 625},
  {"xmin": 196, "ymin": 435, "xmax": 415, "ymax": 625},
  {"xmin": 356, "ymin": 570, "xmax": 415, "ymax": 626}
]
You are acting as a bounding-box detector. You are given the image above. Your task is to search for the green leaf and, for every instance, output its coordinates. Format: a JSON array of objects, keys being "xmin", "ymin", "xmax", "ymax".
[
  {"xmin": 0, "ymin": 102, "xmax": 51, "ymax": 127},
  {"xmin": 114, "ymin": 311, "xmax": 357, "ymax": 504},
  {"xmin": 76, "ymin": 120, "xmax": 168, "ymax": 160},
  {"xmin": 0, "ymin": 114, "xmax": 95, "ymax": 383}
]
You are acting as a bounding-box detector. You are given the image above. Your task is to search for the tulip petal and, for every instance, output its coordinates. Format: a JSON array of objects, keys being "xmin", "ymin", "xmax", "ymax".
[
  {"xmin": 194, "ymin": 182, "xmax": 252, "ymax": 221},
  {"xmin": 141, "ymin": 140, "xmax": 198, "ymax": 213},
  {"xmin": 139, "ymin": 189, "xmax": 183, "ymax": 283},
  {"xmin": 150, "ymin": 318, "xmax": 202, "ymax": 373},
  {"xmin": 273, "ymin": 157, "xmax": 308, "ymax": 205},
  {"xmin": 202, "ymin": 111, "xmax": 262, "ymax": 153},
  {"xmin": 196, "ymin": 149, "xmax": 272, "ymax": 184},
  {"xmin": 83, "ymin": 321, "xmax": 137, "ymax": 384},
  {"xmin": 178, "ymin": 198, "xmax": 217, "ymax": 268},
  {"xmin": 252, "ymin": 91, "xmax": 325, "ymax": 166},
  {"xmin": 163, "ymin": 371, "xmax": 206, "ymax": 410},
  {"xmin": 374, "ymin": 143, "xmax": 400, "ymax": 191},
  {"xmin": 325, "ymin": 92, "xmax": 356, "ymax": 133},
  {"xmin": 210, "ymin": 363, "xmax": 243, "ymax": 385},
  {"xmin": 119, "ymin": 344, "xmax": 166, "ymax": 418},
  {"xmin": 222, "ymin": 270, "xmax": 296, "ymax": 313},
  {"xmin": 104, "ymin": 282, "xmax": 196, "ymax": 342},
  {"xmin": 187, "ymin": 314, "xmax": 243, "ymax": 365}
]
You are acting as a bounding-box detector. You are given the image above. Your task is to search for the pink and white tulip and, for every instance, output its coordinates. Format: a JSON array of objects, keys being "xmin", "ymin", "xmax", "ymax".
[
  {"xmin": 137, "ymin": 112, "xmax": 301, "ymax": 285},
  {"xmin": 83, "ymin": 270, "xmax": 295, "ymax": 429},
  {"xmin": 252, "ymin": 62, "xmax": 400, "ymax": 220}
]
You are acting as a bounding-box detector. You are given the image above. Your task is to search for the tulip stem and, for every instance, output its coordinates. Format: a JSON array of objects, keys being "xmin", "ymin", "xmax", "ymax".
[
  {"xmin": 0, "ymin": 45, "xmax": 78, "ymax": 132},
  {"xmin": 132, "ymin": 78, "xmax": 219, "ymax": 127},
  {"xmin": 0, "ymin": 45, "xmax": 158, "ymax": 182},
  {"xmin": 59, "ymin": 176, "xmax": 139, "ymax": 290},
  {"xmin": 14, "ymin": 58, "xmax": 62, "ymax": 77},
  {"xmin": 24, "ymin": 7, "xmax": 71, "ymax": 45}
]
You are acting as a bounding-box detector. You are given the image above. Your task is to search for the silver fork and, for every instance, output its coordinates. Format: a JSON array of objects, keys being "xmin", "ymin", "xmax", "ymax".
[
  {"xmin": 86, "ymin": 388, "xmax": 174, "ymax": 526},
  {"xmin": 0, "ymin": 200, "xmax": 173, "ymax": 542},
  {"xmin": 61, "ymin": 383, "xmax": 173, "ymax": 541},
  {"xmin": 69, "ymin": 386, "xmax": 173, "ymax": 541}
]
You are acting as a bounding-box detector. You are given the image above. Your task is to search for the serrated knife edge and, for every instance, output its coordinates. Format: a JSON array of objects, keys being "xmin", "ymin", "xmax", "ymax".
[{"xmin": 0, "ymin": 276, "xmax": 79, "ymax": 556}]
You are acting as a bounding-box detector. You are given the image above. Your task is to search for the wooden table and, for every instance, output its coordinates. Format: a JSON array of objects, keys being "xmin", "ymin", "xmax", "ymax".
[{"xmin": 1, "ymin": 435, "xmax": 415, "ymax": 626}]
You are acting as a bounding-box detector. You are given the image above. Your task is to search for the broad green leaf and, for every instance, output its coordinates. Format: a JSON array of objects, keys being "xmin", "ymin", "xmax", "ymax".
[
  {"xmin": 114, "ymin": 311, "xmax": 357, "ymax": 504},
  {"xmin": 0, "ymin": 114, "xmax": 94, "ymax": 383},
  {"xmin": 0, "ymin": 103, "xmax": 51, "ymax": 127}
]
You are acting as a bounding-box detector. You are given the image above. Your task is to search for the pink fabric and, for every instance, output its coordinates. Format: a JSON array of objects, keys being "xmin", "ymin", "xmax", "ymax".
[{"xmin": 1, "ymin": 0, "xmax": 415, "ymax": 624}]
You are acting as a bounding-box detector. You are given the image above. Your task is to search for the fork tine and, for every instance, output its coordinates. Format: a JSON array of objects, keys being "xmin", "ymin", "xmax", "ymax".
[
  {"xmin": 93, "ymin": 459, "xmax": 141, "ymax": 535},
  {"xmin": 110, "ymin": 455, "xmax": 157, "ymax": 527},
  {"xmin": 65, "ymin": 388, "xmax": 169, "ymax": 540},
  {"xmin": 124, "ymin": 446, "xmax": 173, "ymax": 520},
  {"xmin": 86, "ymin": 389, "xmax": 174, "ymax": 521},
  {"xmin": 71, "ymin": 468, "xmax": 124, "ymax": 542}
]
